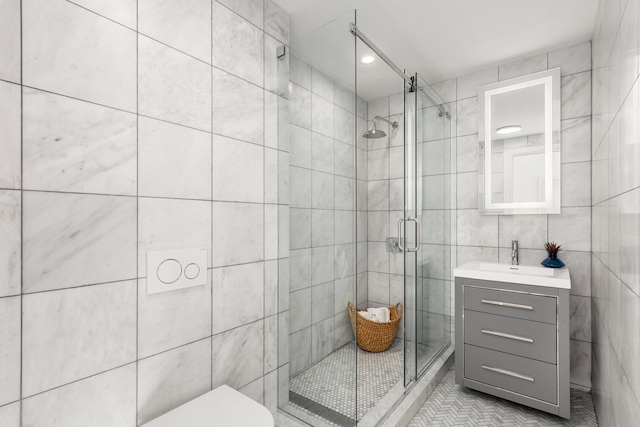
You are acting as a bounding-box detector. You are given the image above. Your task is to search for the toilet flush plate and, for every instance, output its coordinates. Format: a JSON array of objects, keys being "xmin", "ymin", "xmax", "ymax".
[{"xmin": 147, "ymin": 248, "xmax": 207, "ymax": 295}]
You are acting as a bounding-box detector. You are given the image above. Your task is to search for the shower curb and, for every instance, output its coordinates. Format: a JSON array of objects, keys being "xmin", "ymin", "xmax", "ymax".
[{"xmin": 380, "ymin": 347, "xmax": 455, "ymax": 427}]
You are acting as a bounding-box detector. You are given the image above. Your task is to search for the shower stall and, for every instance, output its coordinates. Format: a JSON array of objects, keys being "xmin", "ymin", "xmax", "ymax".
[{"xmin": 279, "ymin": 10, "xmax": 453, "ymax": 426}]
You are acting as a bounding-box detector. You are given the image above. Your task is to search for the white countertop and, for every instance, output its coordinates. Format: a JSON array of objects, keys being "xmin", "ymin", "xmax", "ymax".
[{"xmin": 453, "ymin": 261, "xmax": 571, "ymax": 289}]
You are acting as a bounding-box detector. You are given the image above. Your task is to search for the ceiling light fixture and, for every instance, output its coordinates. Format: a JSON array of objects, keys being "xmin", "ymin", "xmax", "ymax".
[
  {"xmin": 496, "ymin": 125, "xmax": 522, "ymax": 135},
  {"xmin": 361, "ymin": 55, "xmax": 375, "ymax": 64}
]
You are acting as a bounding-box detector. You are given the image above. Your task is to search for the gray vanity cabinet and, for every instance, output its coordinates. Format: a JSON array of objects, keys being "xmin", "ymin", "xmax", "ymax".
[{"xmin": 455, "ymin": 277, "xmax": 570, "ymax": 419}]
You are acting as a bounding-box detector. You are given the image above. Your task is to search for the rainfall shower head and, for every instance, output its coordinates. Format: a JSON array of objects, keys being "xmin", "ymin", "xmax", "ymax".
[{"xmin": 363, "ymin": 116, "xmax": 398, "ymax": 139}]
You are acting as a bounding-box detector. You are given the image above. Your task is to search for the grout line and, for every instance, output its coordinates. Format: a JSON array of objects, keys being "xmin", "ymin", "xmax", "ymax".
[
  {"xmin": 210, "ymin": 0, "xmax": 215, "ymax": 394},
  {"xmin": 19, "ymin": 0, "xmax": 24, "ymax": 423},
  {"xmin": 135, "ymin": 0, "xmax": 140, "ymax": 416}
]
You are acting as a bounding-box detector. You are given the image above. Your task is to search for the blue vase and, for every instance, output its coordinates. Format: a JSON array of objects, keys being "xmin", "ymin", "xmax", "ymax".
[{"xmin": 541, "ymin": 252, "xmax": 565, "ymax": 268}]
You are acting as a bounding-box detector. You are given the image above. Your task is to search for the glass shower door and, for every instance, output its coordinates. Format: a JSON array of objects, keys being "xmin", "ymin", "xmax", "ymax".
[{"xmin": 404, "ymin": 73, "xmax": 452, "ymax": 382}]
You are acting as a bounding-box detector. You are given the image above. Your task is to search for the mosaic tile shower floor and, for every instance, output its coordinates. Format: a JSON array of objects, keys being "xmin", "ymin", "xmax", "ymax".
[{"xmin": 287, "ymin": 339, "xmax": 441, "ymax": 425}]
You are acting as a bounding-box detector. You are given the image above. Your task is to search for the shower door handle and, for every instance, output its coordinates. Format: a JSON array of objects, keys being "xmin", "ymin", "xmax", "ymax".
[{"xmin": 397, "ymin": 217, "xmax": 420, "ymax": 252}]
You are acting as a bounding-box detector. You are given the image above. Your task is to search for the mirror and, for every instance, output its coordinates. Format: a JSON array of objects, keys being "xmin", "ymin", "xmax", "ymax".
[{"xmin": 478, "ymin": 68, "xmax": 561, "ymax": 214}]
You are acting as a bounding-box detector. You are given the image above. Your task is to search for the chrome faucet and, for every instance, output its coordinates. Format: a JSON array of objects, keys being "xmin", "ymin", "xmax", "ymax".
[{"xmin": 511, "ymin": 240, "xmax": 519, "ymax": 265}]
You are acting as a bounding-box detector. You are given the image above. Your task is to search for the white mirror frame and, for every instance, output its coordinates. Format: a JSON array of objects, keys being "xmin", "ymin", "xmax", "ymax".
[{"xmin": 478, "ymin": 68, "xmax": 561, "ymax": 215}]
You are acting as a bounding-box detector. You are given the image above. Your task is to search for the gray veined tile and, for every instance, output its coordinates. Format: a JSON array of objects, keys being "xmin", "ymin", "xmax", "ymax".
[
  {"xmin": 289, "ymin": 54, "xmax": 312, "ymax": 90},
  {"xmin": 139, "ymin": 35, "xmax": 212, "ymax": 131},
  {"xmin": 290, "ymin": 167, "xmax": 312, "ymax": 208},
  {"xmin": 0, "ymin": 402, "xmax": 19, "ymax": 427},
  {"xmin": 312, "ymin": 246, "xmax": 335, "ymax": 286},
  {"xmin": 289, "ymin": 124, "xmax": 312, "ymax": 168},
  {"xmin": 561, "ymin": 117, "xmax": 592, "ymax": 163},
  {"xmin": 265, "ymin": 314, "xmax": 278, "ymax": 373},
  {"xmin": 311, "ymin": 93, "xmax": 335, "ymax": 138},
  {"xmin": 212, "ymin": 320, "xmax": 264, "ymax": 389},
  {"xmin": 264, "ymin": 0, "xmax": 289, "ymax": 45},
  {"xmin": 137, "ymin": 338, "xmax": 212, "ymax": 425},
  {"xmin": 456, "ymin": 67, "xmax": 498, "ymax": 100},
  {"xmin": 311, "ymin": 171, "xmax": 334, "ymax": 209},
  {"xmin": 335, "ymin": 176, "xmax": 355, "ymax": 210},
  {"xmin": 456, "ymin": 97, "xmax": 478, "ymax": 137},
  {"xmin": 212, "ymin": 262, "xmax": 264, "ymax": 334},
  {"xmin": 456, "ymin": 134, "xmax": 479, "ymax": 173},
  {"xmin": 138, "ymin": 116, "xmax": 211, "ymax": 200},
  {"xmin": 430, "ymin": 79, "xmax": 456, "ymax": 104},
  {"xmin": 290, "ymin": 248, "xmax": 311, "ymax": 292},
  {"xmin": 23, "ymin": 192, "xmax": 137, "ymax": 293},
  {"xmin": 335, "ymin": 83, "xmax": 355, "ymax": 113},
  {"xmin": 213, "ymin": 135, "xmax": 264, "ymax": 203},
  {"xmin": 498, "ymin": 214, "xmax": 547, "ymax": 249},
  {"xmin": 212, "ymin": 202, "xmax": 264, "ymax": 267},
  {"xmin": 0, "ymin": 190, "xmax": 20, "ymax": 298},
  {"xmin": 456, "ymin": 209, "xmax": 498, "ymax": 247},
  {"xmin": 264, "ymin": 34, "xmax": 289, "ymax": 97},
  {"xmin": 212, "ymin": 68, "xmax": 264, "ymax": 145},
  {"xmin": 22, "ymin": 281, "xmax": 136, "ymax": 397},
  {"xmin": 289, "ymin": 327, "xmax": 312, "ymax": 375},
  {"xmin": 311, "ymin": 69, "xmax": 334, "ymax": 102},
  {"xmin": 0, "ymin": 0, "xmax": 20, "ymax": 83},
  {"xmin": 240, "ymin": 377, "xmax": 264, "ymax": 405},
  {"xmin": 213, "ymin": 1, "xmax": 264, "ymax": 87},
  {"xmin": 311, "ymin": 132, "xmax": 334, "ymax": 174},
  {"xmin": 138, "ymin": 198, "xmax": 212, "ymax": 276},
  {"xmin": 368, "ymin": 149, "xmax": 390, "ymax": 180},
  {"xmin": 290, "ymin": 288, "xmax": 311, "ymax": 333},
  {"xmin": 311, "ymin": 209, "xmax": 335, "ymax": 247},
  {"xmin": 22, "ymin": 364, "xmax": 136, "ymax": 427},
  {"xmin": 289, "ymin": 82, "xmax": 312, "ymax": 129},
  {"xmin": 0, "ymin": 81, "xmax": 21, "ymax": 189},
  {"xmin": 549, "ymin": 41, "xmax": 591, "ymax": 76},
  {"xmin": 218, "ymin": 0, "xmax": 264, "ymax": 29},
  {"xmin": 312, "ymin": 317, "xmax": 335, "ymax": 363},
  {"xmin": 368, "ymin": 180, "xmax": 389, "ymax": 211},
  {"xmin": 0, "ymin": 296, "xmax": 20, "ymax": 406},
  {"xmin": 498, "ymin": 53, "xmax": 547, "ymax": 81},
  {"xmin": 138, "ymin": 277, "xmax": 212, "ymax": 359},
  {"xmin": 23, "ymin": 88, "xmax": 137, "ymax": 196},
  {"xmin": 562, "ymin": 162, "xmax": 592, "ymax": 207},
  {"xmin": 561, "ymin": 71, "xmax": 591, "ymax": 120},
  {"xmin": 139, "ymin": 0, "xmax": 211, "ymax": 63},
  {"xmin": 548, "ymin": 206, "xmax": 591, "ymax": 251},
  {"xmin": 23, "ymin": 0, "xmax": 137, "ymax": 112},
  {"xmin": 289, "ymin": 208, "xmax": 311, "ymax": 250},
  {"xmin": 70, "ymin": 0, "xmax": 137, "ymax": 29}
]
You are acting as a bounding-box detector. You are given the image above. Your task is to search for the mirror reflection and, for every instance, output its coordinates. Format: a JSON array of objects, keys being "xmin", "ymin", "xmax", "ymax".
[{"xmin": 479, "ymin": 68, "xmax": 561, "ymax": 214}]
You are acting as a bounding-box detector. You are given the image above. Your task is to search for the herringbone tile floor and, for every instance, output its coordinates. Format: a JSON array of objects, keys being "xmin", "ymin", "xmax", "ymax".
[{"xmin": 409, "ymin": 368, "xmax": 598, "ymax": 426}]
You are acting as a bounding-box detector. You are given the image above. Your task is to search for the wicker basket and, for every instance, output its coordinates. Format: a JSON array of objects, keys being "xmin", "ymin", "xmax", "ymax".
[{"xmin": 347, "ymin": 301, "xmax": 403, "ymax": 353}]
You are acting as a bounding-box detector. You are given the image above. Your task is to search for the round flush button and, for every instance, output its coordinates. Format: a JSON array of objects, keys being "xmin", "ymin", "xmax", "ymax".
[
  {"xmin": 184, "ymin": 263, "xmax": 200, "ymax": 280},
  {"xmin": 157, "ymin": 259, "xmax": 182, "ymax": 284}
]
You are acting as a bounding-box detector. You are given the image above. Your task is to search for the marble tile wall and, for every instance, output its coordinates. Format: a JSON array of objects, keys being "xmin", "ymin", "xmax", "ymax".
[
  {"xmin": 430, "ymin": 40, "xmax": 594, "ymax": 390},
  {"xmin": 591, "ymin": 0, "xmax": 640, "ymax": 424},
  {"xmin": 0, "ymin": 0, "xmax": 290, "ymax": 425},
  {"xmin": 287, "ymin": 53, "xmax": 365, "ymax": 376}
]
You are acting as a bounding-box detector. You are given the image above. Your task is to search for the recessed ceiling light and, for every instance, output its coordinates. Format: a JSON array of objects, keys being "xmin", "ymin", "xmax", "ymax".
[
  {"xmin": 361, "ymin": 55, "xmax": 375, "ymax": 64},
  {"xmin": 496, "ymin": 125, "xmax": 522, "ymax": 135}
]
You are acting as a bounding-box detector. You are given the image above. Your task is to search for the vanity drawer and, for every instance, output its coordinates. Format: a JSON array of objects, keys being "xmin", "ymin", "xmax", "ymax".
[
  {"xmin": 464, "ymin": 310, "xmax": 556, "ymax": 363},
  {"xmin": 464, "ymin": 344, "xmax": 557, "ymax": 404},
  {"xmin": 464, "ymin": 286, "xmax": 556, "ymax": 324}
]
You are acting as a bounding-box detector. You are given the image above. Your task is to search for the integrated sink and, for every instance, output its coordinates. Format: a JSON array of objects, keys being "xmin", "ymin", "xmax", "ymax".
[{"xmin": 454, "ymin": 261, "xmax": 571, "ymax": 289}]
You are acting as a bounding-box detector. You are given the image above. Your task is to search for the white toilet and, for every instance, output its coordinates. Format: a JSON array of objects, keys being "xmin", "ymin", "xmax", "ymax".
[{"xmin": 142, "ymin": 385, "xmax": 275, "ymax": 427}]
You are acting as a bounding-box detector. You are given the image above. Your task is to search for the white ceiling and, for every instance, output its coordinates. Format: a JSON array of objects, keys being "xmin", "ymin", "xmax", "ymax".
[{"xmin": 275, "ymin": 0, "xmax": 598, "ymax": 100}]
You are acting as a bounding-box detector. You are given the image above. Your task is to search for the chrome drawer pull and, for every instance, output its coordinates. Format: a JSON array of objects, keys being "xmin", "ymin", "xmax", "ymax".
[
  {"xmin": 481, "ymin": 329, "xmax": 534, "ymax": 343},
  {"xmin": 481, "ymin": 299, "xmax": 533, "ymax": 311},
  {"xmin": 481, "ymin": 365, "xmax": 535, "ymax": 382}
]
